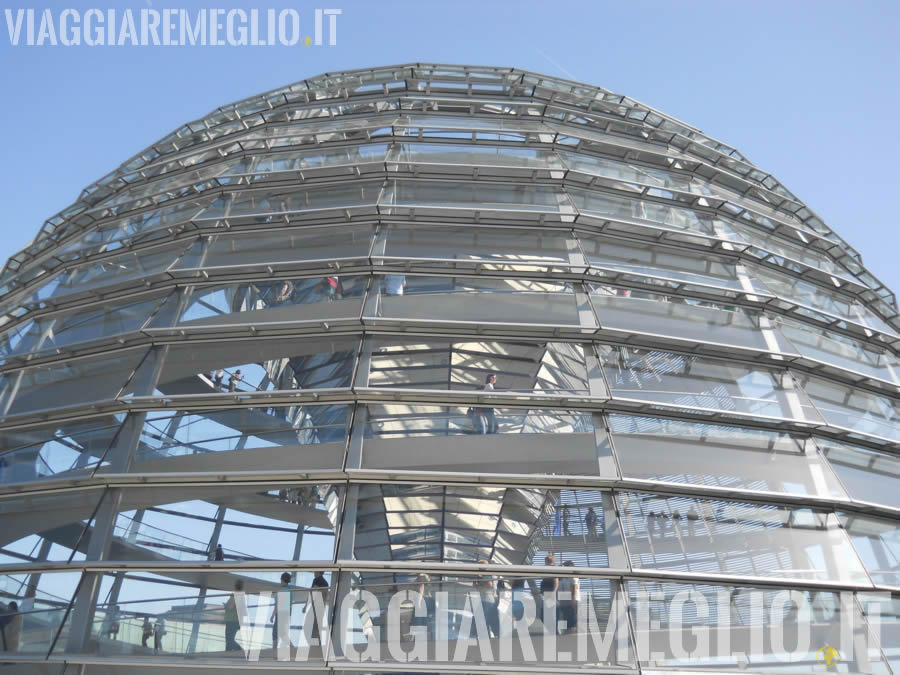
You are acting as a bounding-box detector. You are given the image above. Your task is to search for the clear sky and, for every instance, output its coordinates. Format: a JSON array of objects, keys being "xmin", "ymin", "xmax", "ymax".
[{"xmin": 1, "ymin": 0, "xmax": 898, "ymax": 293}]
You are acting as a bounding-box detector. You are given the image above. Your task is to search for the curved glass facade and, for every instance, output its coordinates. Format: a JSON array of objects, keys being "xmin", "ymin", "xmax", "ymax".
[{"xmin": 0, "ymin": 64, "xmax": 898, "ymax": 674}]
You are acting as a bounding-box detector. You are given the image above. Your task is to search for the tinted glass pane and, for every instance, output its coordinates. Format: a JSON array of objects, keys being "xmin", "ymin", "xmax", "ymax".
[
  {"xmin": 796, "ymin": 374, "xmax": 900, "ymax": 442},
  {"xmin": 839, "ymin": 512, "xmax": 900, "ymax": 586}
]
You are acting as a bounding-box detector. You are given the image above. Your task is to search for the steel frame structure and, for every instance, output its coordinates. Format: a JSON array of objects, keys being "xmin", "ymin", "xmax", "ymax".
[{"xmin": 0, "ymin": 64, "xmax": 898, "ymax": 674}]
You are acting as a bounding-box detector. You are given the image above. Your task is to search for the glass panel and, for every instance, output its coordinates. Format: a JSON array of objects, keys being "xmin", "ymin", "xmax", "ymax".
[
  {"xmin": 109, "ymin": 484, "xmax": 340, "ymax": 563},
  {"xmin": 378, "ymin": 223, "xmax": 574, "ymax": 270},
  {"xmin": 756, "ymin": 267, "xmax": 897, "ymax": 337},
  {"xmin": 150, "ymin": 337, "xmax": 357, "ymax": 397},
  {"xmin": 598, "ymin": 346, "xmax": 823, "ymax": 423},
  {"xmin": 57, "ymin": 570, "xmax": 332, "ymax": 661},
  {"xmin": 859, "ymin": 593, "xmax": 900, "ymax": 674},
  {"xmin": 331, "ymin": 571, "xmax": 632, "ymax": 669},
  {"xmin": 172, "ymin": 224, "xmax": 374, "ymax": 270},
  {"xmin": 567, "ymin": 187, "xmax": 743, "ymax": 242},
  {"xmin": 0, "ymin": 415, "xmax": 125, "ymax": 484},
  {"xmin": 589, "ymin": 285, "xmax": 794, "ymax": 353},
  {"xmin": 795, "ymin": 374, "xmax": 900, "ymax": 442},
  {"xmin": 0, "ymin": 571, "xmax": 82, "ymax": 655},
  {"xmin": 58, "ymin": 199, "xmax": 207, "ymax": 257},
  {"xmin": 579, "ymin": 233, "xmax": 768, "ymax": 295},
  {"xmin": 631, "ymin": 580, "xmax": 888, "ymax": 672},
  {"xmin": 162, "ymin": 276, "xmax": 365, "ymax": 329},
  {"xmin": 363, "ymin": 404, "xmax": 611, "ymax": 477},
  {"xmin": 0, "ymin": 489, "xmax": 103, "ymax": 566},
  {"xmin": 839, "ymin": 513, "xmax": 900, "ymax": 586},
  {"xmin": 129, "ymin": 405, "xmax": 348, "ymax": 474},
  {"xmin": 618, "ymin": 492, "xmax": 868, "ymax": 583},
  {"xmin": 20, "ymin": 242, "xmax": 186, "ymax": 307},
  {"xmin": 368, "ymin": 337, "xmax": 592, "ymax": 396},
  {"xmin": 817, "ymin": 438, "xmax": 900, "ymax": 509},
  {"xmin": 355, "ymin": 484, "xmax": 616, "ymax": 567},
  {"xmin": 389, "ymin": 142, "xmax": 564, "ymax": 171},
  {"xmin": 776, "ymin": 316, "xmax": 900, "ymax": 385},
  {"xmin": 560, "ymin": 151, "xmax": 714, "ymax": 196},
  {"xmin": 196, "ymin": 181, "xmax": 383, "ymax": 221},
  {"xmin": 381, "ymin": 179, "xmax": 566, "ymax": 213},
  {"xmin": 609, "ymin": 415, "xmax": 847, "ymax": 499},
  {"xmin": 1, "ymin": 293, "xmax": 166, "ymax": 363},
  {"xmin": 369, "ymin": 275, "xmax": 585, "ymax": 326},
  {"xmin": 0, "ymin": 348, "xmax": 148, "ymax": 418}
]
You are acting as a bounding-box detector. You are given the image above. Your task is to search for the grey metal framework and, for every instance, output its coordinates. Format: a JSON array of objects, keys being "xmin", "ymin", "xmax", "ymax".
[{"xmin": 0, "ymin": 63, "xmax": 898, "ymax": 674}]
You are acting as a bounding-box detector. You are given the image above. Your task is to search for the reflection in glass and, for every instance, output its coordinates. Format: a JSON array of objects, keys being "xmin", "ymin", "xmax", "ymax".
[
  {"xmin": 777, "ymin": 315, "xmax": 900, "ymax": 385},
  {"xmin": 371, "ymin": 275, "xmax": 584, "ymax": 326},
  {"xmin": 62, "ymin": 570, "xmax": 332, "ymax": 661},
  {"xmin": 149, "ymin": 336, "xmax": 358, "ymax": 397},
  {"xmin": 332, "ymin": 571, "xmax": 632, "ymax": 668},
  {"xmin": 363, "ymin": 404, "xmax": 605, "ymax": 476},
  {"xmin": 629, "ymin": 580, "xmax": 888, "ymax": 672},
  {"xmin": 1, "ymin": 293, "xmax": 165, "ymax": 363},
  {"xmin": 0, "ymin": 415, "xmax": 125, "ymax": 484},
  {"xmin": 166, "ymin": 276, "xmax": 365, "ymax": 328},
  {"xmin": 110, "ymin": 484, "xmax": 340, "ymax": 563},
  {"xmin": 355, "ymin": 484, "xmax": 614, "ymax": 567},
  {"xmin": 173, "ymin": 224, "xmax": 374, "ymax": 271},
  {"xmin": 609, "ymin": 415, "xmax": 847, "ymax": 499},
  {"xmin": 379, "ymin": 223, "xmax": 573, "ymax": 270},
  {"xmin": 839, "ymin": 512, "xmax": 900, "ymax": 586},
  {"xmin": 368, "ymin": 337, "xmax": 590, "ymax": 396},
  {"xmin": 131, "ymin": 404, "xmax": 347, "ymax": 473},
  {"xmin": 0, "ymin": 490, "xmax": 103, "ymax": 565},
  {"xmin": 618, "ymin": 492, "xmax": 868, "ymax": 583},
  {"xmin": 817, "ymin": 438, "xmax": 900, "ymax": 509},
  {"xmin": 0, "ymin": 348, "xmax": 148, "ymax": 417},
  {"xmin": 0, "ymin": 572, "xmax": 82, "ymax": 655},
  {"xmin": 795, "ymin": 374, "xmax": 900, "ymax": 442},
  {"xmin": 598, "ymin": 346, "xmax": 823, "ymax": 422},
  {"xmin": 590, "ymin": 284, "xmax": 794, "ymax": 352}
]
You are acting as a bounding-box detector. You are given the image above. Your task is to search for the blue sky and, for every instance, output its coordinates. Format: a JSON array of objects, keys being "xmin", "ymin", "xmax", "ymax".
[{"xmin": 1, "ymin": 0, "xmax": 898, "ymax": 292}]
